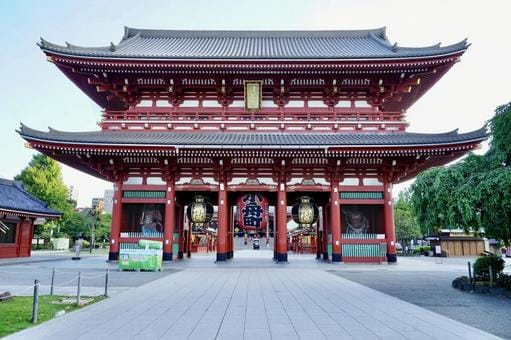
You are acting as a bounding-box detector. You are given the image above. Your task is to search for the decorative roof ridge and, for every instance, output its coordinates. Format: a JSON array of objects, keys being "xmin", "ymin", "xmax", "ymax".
[
  {"xmin": 38, "ymin": 37, "xmax": 111, "ymax": 52},
  {"xmin": 394, "ymin": 38, "xmax": 469, "ymax": 52},
  {"xmin": 0, "ymin": 178, "xmax": 17, "ymax": 186},
  {"xmin": 122, "ymin": 26, "xmax": 388, "ymax": 39}
]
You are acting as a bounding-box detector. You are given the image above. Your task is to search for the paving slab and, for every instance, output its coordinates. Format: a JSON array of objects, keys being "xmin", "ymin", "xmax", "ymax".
[{"xmin": 5, "ymin": 255, "xmax": 501, "ymax": 340}]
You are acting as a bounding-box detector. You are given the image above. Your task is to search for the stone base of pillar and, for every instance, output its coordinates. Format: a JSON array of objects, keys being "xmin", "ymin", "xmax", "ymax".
[
  {"xmin": 163, "ymin": 252, "xmax": 173, "ymax": 261},
  {"xmin": 108, "ymin": 252, "xmax": 119, "ymax": 261},
  {"xmin": 387, "ymin": 253, "xmax": 397, "ymax": 263},
  {"xmin": 216, "ymin": 252, "xmax": 228, "ymax": 262},
  {"xmin": 316, "ymin": 252, "xmax": 321, "ymax": 260},
  {"xmin": 177, "ymin": 250, "xmax": 183, "ymax": 259},
  {"xmin": 322, "ymin": 252, "xmax": 329, "ymax": 261},
  {"xmin": 276, "ymin": 253, "xmax": 288, "ymax": 263},
  {"xmin": 332, "ymin": 253, "xmax": 342, "ymax": 262},
  {"xmin": 229, "ymin": 251, "xmax": 234, "ymax": 258}
]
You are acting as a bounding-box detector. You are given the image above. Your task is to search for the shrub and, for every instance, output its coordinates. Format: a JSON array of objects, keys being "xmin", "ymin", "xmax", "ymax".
[
  {"xmin": 496, "ymin": 273, "xmax": 511, "ymax": 290},
  {"xmin": 473, "ymin": 255, "xmax": 505, "ymax": 277}
]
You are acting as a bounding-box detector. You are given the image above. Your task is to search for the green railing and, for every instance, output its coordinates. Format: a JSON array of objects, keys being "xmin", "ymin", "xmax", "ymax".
[
  {"xmin": 342, "ymin": 233, "xmax": 385, "ymax": 239},
  {"xmin": 120, "ymin": 243, "xmax": 139, "ymax": 250},
  {"xmin": 340, "ymin": 192, "xmax": 383, "ymax": 200},
  {"xmin": 120, "ymin": 232, "xmax": 163, "ymax": 238},
  {"xmin": 342, "ymin": 243, "xmax": 387, "ymax": 257},
  {"xmin": 123, "ymin": 191, "xmax": 166, "ymax": 199}
]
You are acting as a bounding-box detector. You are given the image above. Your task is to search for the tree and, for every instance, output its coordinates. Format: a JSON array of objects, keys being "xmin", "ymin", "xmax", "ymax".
[
  {"xmin": 61, "ymin": 211, "xmax": 89, "ymax": 239},
  {"xmin": 94, "ymin": 213, "xmax": 112, "ymax": 245},
  {"xmin": 394, "ymin": 190, "xmax": 422, "ymax": 244},
  {"xmin": 409, "ymin": 102, "xmax": 511, "ymax": 245},
  {"xmin": 15, "ymin": 154, "xmax": 74, "ymax": 218},
  {"xmin": 15, "ymin": 154, "xmax": 75, "ymax": 238}
]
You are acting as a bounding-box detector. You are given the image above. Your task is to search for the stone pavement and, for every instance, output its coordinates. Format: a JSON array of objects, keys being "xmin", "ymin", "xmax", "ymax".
[{"xmin": 6, "ymin": 250, "xmax": 500, "ymax": 340}]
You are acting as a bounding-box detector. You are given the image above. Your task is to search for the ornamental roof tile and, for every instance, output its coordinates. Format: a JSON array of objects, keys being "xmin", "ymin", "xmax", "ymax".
[
  {"xmin": 18, "ymin": 125, "xmax": 487, "ymax": 148},
  {"xmin": 0, "ymin": 178, "xmax": 62, "ymax": 218},
  {"xmin": 38, "ymin": 27, "xmax": 468, "ymax": 60}
]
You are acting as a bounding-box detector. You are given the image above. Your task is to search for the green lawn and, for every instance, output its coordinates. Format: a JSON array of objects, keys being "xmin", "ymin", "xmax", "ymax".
[{"xmin": 0, "ymin": 295, "xmax": 104, "ymax": 338}]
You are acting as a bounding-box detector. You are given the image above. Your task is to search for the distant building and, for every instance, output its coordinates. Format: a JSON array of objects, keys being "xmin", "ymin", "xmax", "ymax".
[
  {"xmin": 91, "ymin": 197, "xmax": 105, "ymax": 212},
  {"xmin": 0, "ymin": 178, "xmax": 61, "ymax": 258},
  {"xmin": 68, "ymin": 185, "xmax": 79, "ymax": 203},
  {"xmin": 103, "ymin": 189, "xmax": 114, "ymax": 214}
]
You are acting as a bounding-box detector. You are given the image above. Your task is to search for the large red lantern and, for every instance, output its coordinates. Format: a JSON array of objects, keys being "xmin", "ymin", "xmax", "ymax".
[{"xmin": 236, "ymin": 193, "xmax": 269, "ymax": 231}]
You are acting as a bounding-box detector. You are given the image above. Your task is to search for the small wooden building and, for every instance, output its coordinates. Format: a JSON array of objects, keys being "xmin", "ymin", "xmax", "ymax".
[
  {"xmin": 429, "ymin": 236, "xmax": 485, "ymax": 257},
  {"xmin": 0, "ymin": 179, "xmax": 61, "ymax": 258}
]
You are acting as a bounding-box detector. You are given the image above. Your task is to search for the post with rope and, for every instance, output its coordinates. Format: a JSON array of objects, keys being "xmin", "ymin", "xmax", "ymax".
[
  {"xmin": 76, "ymin": 272, "xmax": 81, "ymax": 305},
  {"xmin": 50, "ymin": 267, "xmax": 56, "ymax": 296},
  {"xmin": 104, "ymin": 268, "xmax": 109, "ymax": 297},
  {"xmin": 32, "ymin": 279, "xmax": 39, "ymax": 323}
]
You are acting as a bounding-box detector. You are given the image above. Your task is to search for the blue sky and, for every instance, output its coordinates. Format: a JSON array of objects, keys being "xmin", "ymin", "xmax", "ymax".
[{"xmin": 1, "ymin": 0, "xmax": 509, "ymax": 206}]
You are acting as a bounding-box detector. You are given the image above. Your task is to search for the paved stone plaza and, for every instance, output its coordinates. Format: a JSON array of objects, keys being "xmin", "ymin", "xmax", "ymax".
[{"xmin": 4, "ymin": 250, "xmax": 505, "ymax": 340}]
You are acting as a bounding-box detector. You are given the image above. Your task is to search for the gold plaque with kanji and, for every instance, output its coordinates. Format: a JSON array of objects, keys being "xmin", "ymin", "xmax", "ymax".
[{"xmin": 244, "ymin": 81, "xmax": 262, "ymax": 111}]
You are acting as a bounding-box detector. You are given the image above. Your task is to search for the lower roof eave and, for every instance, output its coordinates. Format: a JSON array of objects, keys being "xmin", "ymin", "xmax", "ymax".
[{"xmin": 0, "ymin": 208, "xmax": 61, "ymax": 219}]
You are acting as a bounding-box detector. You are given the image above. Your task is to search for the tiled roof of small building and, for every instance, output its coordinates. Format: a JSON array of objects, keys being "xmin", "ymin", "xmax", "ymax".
[
  {"xmin": 0, "ymin": 178, "xmax": 62, "ymax": 218},
  {"xmin": 18, "ymin": 125, "xmax": 487, "ymax": 148},
  {"xmin": 38, "ymin": 27, "xmax": 468, "ymax": 60}
]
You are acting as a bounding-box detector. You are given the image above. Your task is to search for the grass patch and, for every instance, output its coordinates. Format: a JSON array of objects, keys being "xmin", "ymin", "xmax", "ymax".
[{"xmin": 0, "ymin": 295, "xmax": 105, "ymax": 338}]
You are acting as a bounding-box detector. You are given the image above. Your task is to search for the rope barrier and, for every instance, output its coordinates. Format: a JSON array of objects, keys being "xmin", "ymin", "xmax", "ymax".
[
  {"xmin": 81, "ymin": 273, "xmax": 107, "ymax": 279},
  {"xmin": 39, "ymin": 276, "xmax": 79, "ymax": 288},
  {"xmin": 8, "ymin": 284, "xmax": 40, "ymax": 295}
]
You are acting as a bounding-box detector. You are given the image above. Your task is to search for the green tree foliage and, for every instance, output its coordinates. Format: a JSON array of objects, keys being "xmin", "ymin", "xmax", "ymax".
[
  {"xmin": 15, "ymin": 154, "xmax": 74, "ymax": 218},
  {"xmin": 94, "ymin": 213, "xmax": 112, "ymax": 242},
  {"xmin": 409, "ymin": 102, "xmax": 511, "ymax": 244},
  {"xmin": 473, "ymin": 255, "xmax": 505, "ymax": 276},
  {"xmin": 394, "ymin": 190, "xmax": 422, "ymax": 243},
  {"xmin": 61, "ymin": 211, "xmax": 89, "ymax": 239}
]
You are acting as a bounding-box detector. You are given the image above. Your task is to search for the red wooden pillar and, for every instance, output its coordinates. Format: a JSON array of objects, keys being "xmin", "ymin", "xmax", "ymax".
[
  {"xmin": 27, "ymin": 218, "xmax": 35, "ymax": 258},
  {"xmin": 384, "ymin": 177, "xmax": 397, "ymax": 263},
  {"xmin": 217, "ymin": 179, "xmax": 228, "ymax": 262},
  {"xmin": 330, "ymin": 175, "xmax": 342, "ymax": 262},
  {"xmin": 163, "ymin": 177, "xmax": 175, "ymax": 261},
  {"xmin": 276, "ymin": 175, "xmax": 288, "ymax": 262},
  {"xmin": 322, "ymin": 205, "xmax": 329, "ymax": 260},
  {"xmin": 109, "ymin": 181, "xmax": 122, "ymax": 261}
]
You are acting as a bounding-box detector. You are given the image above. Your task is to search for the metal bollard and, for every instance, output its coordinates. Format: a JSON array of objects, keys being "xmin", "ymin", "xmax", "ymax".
[
  {"xmin": 50, "ymin": 267, "xmax": 56, "ymax": 296},
  {"xmin": 104, "ymin": 268, "xmax": 109, "ymax": 297},
  {"xmin": 467, "ymin": 261, "xmax": 472, "ymax": 283},
  {"xmin": 76, "ymin": 272, "xmax": 81, "ymax": 305},
  {"xmin": 489, "ymin": 265, "xmax": 494, "ymax": 288},
  {"xmin": 32, "ymin": 279, "xmax": 39, "ymax": 323}
]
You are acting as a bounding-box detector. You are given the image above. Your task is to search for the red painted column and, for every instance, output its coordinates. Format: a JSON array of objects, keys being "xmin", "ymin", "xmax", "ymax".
[
  {"xmin": 109, "ymin": 181, "xmax": 122, "ymax": 261},
  {"xmin": 216, "ymin": 178, "xmax": 228, "ymax": 261},
  {"xmin": 276, "ymin": 174, "xmax": 288, "ymax": 262},
  {"xmin": 330, "ymin": 175, "xmax": 342, "ymax": 262},
  {"xmin": 163, "ymin": 177, "xmax": 175, "ymax": 261},
  {"xmin": 384, "ymin": 177, "xmax": 397, "ymax": 263}
]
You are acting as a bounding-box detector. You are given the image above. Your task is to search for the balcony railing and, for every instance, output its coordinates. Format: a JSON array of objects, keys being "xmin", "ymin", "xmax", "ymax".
[{"xmin": 120, "ymin": 232, "xmax": 163, "ymax": 238}]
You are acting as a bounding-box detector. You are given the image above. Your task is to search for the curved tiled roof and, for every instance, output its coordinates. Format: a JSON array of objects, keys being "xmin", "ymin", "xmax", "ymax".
[
  {"xmin": 18, "ymin": 125, "xmax": 487, "ymax": 149},
  {"xmin": 38, "ymin": 27, "xmax": 468, "ymax": 60},
  {"xmin": 0, "ymin": 178, "xmax": 62, "ymax": 218}
]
